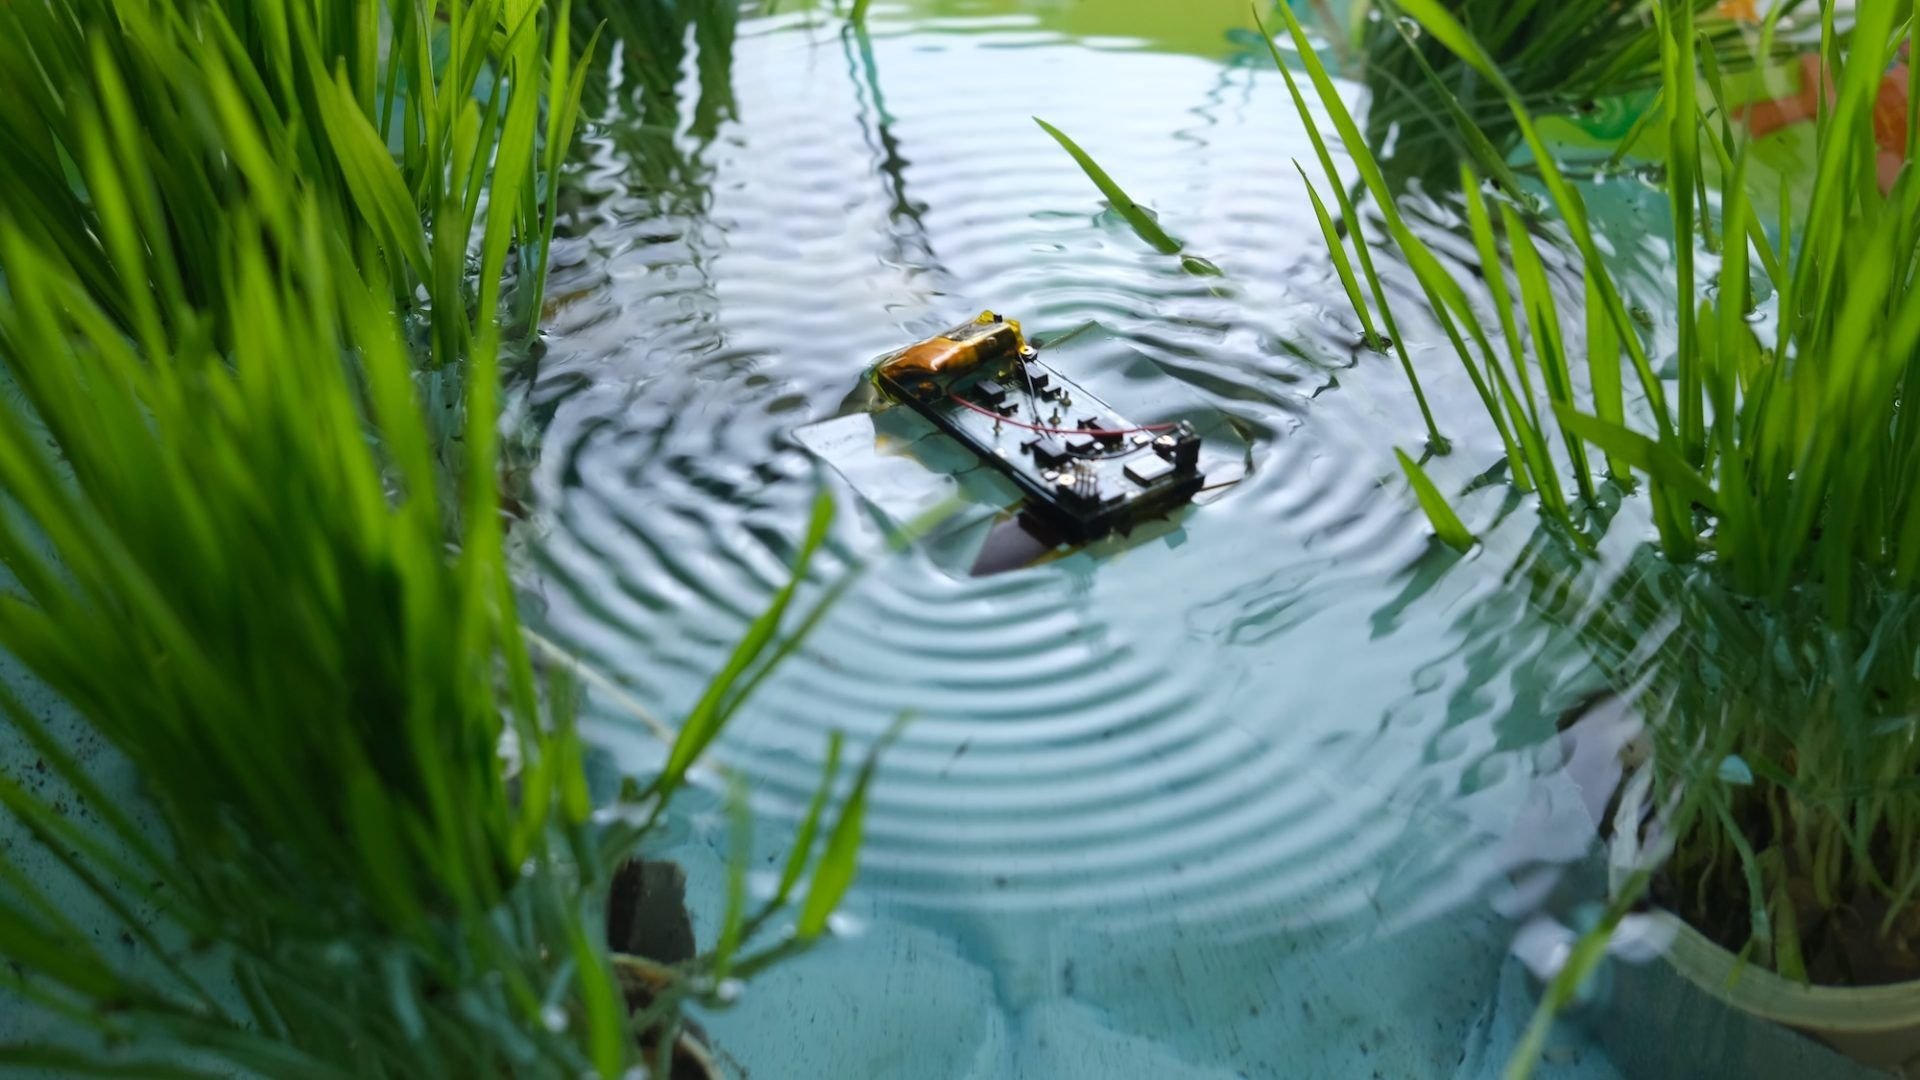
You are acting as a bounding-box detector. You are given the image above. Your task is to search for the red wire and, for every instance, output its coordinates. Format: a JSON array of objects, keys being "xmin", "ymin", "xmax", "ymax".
[{"xmin": 946, "ymin": 394, "xmax": 1177, "ymax": 437}]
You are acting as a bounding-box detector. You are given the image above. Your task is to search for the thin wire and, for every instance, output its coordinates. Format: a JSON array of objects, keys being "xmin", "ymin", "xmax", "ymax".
[
  {"xmin": 1017, "ymin": 354, "xmax": 1046, "ymax": 427},
  {"xmin": 946, "ymin": 393, "xmax": 1177, "ymax": 438},
  {"xmin": 1007, "ymin": 358, "xmax": 1152, "ymax": 461},
  {"xmin": 977, "ymin": 354, "xmax": 1167, "ymax": 463}
]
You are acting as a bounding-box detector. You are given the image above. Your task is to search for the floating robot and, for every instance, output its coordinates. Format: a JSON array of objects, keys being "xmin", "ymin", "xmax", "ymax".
[{"xmin": 799, "ymin": 313, "xmax": 1247, "ymax": 575}]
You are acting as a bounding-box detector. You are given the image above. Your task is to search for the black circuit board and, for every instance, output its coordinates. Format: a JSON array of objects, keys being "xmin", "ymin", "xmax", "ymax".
[{"xmin": 878, "ymin": 357, "xmax": 1205, "ymax": 542}]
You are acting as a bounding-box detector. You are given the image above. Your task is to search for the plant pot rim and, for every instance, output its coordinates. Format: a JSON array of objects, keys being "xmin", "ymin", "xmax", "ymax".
[
  {"xmin": 1605, "ymin": 808, "xmax": 1920, "ymax": 1034},
  {"xmin": 1638, "ymin": 904, "xmax": 1920, "ymax": 1033}
]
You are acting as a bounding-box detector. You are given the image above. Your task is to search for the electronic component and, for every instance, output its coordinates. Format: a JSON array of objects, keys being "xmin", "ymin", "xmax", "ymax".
[
  {"xmin": 1125, "ymin": 456, "xmax": 1176, "ymax": 486},
  {"xmin": 873, "ymin": 312, "xmax": 1027, "ymax": 397},
  {"xmin": 1157, "ymin": 429, "xmax": 1201, "ymax": 471},
  {"xmin": 1025, "ymin": 436, "xmax": 1069, "ymax": 467},
  {"xmin": 872, "ymin": 312, "xmax": 1206, "ymax": 544}
]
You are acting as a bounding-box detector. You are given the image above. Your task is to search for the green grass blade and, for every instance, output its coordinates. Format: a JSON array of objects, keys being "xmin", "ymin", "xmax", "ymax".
[
  {"xmin": 1385, "ymin": 15, "xmax": 1528, "ymax": 197},
  {"xmin": 569, "ymin": 917, "xmax": 626, "ymax": 1079},
  {"xmin": 1584, "ymin": 270, "xmax": 1629, "ymax": 479},
  {"xmin": 1502, "ymin": 205, "xmax": 1595, "ymax": 502},
  {"xmin": 796, "ymin": 714, "xmax": 907, "ymax": 939},
  {"xmin": 1034, "ymin": 117, "xmax": 1183, "ymax": 255},
  {"xmin": 309, "ymin": 63, "xmax": 432, "ymax": 286},
  {"xmin": 713, "ymin": 773, "xmax": 753, "ymax": 976},
  {"xmin": 1260, "ymin": 4, "xmax": 1445, "ymax": 448},
  {"xmin": 1388, "ymin": 0, "xmax": 1518, "ymax": 95},
  {"xmin": 1296, "ymin": 163, "xmax": 1382, "ymax": 347},
  {"xmin": 1395, "ymin": 449, "xmax": 1475, "ymax": 552},
  {"xmin": 775, "ymin": 732, "xmax": 844, "ymax": 907},
  {"xmin": 657, "ymin": 491, "xmax": 836, "ymax": 794},
  {"xmin": 1553, "ymin": 404, "xmax": 1719, "ymax": 512}
]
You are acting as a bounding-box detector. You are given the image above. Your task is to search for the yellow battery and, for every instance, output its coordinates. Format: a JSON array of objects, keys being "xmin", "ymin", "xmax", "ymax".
[{"xmin": 875, "ymin": 312, "xmax": 1028, "ymax": 399}]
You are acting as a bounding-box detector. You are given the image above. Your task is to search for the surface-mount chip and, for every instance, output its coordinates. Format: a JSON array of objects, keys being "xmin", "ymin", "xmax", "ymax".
[{"xmin": 1124, "ymin": 456, "xmax": 1176, "ymax": 487}]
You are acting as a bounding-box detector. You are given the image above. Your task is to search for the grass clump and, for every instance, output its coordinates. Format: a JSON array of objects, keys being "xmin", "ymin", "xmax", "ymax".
[
  {"xmin": 0, "ymin": 1, "xmax": 876, "ymax": 1074},
  {"xmin": 0, "ymin": 198, "xmax": 606, "ymax": 1074},
  {"xmin": 0, "ymin": 199, "xmax": 877, "ymax": 1076},
  {"xmin": 1273, "ymin": 0, "xmax": 1920, "ymax": 994}
]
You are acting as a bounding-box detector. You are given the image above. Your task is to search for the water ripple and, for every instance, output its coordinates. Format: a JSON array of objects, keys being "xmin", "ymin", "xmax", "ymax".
[{"xmin": 526, "ymin": 8, "xmax": 1587, "ymax": 934}]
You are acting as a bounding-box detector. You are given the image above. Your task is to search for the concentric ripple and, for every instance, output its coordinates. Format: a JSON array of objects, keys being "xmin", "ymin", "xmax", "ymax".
[{"xmin": 523, "ymin": 5, "xmax": 1594, "ymax": 934}]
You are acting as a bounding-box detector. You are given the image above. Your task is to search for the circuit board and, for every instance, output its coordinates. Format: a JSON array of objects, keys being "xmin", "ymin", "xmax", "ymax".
[{"xmin": 872, "ymin": 314, "xmax": 1206, "ymax": 543}]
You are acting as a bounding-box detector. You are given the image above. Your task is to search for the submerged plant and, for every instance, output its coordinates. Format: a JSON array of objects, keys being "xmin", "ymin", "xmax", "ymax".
[{"xmin": 1274, "ymin": 0, "xmax": 1920, "ymax": 1004}]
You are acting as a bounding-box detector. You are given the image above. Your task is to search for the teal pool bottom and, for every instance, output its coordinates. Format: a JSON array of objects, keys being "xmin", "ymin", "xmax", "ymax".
[{"xmin": 648, "ymin": 799, "xmax": 1876, "ymax": 1078}]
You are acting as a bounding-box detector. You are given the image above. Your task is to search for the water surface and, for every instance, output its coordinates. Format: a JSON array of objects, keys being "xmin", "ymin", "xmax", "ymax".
[{"xmin": 522, "ymin": 4, "xmax": 1875, "ymax": 1075}]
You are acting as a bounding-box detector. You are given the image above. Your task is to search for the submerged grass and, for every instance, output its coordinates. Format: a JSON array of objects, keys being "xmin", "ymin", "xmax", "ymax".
[
  {"xmin": 0, "ymin": 0, "xmax": 879, "ymax": 1073},
  {"xmin": 1277, "ymin": 0, "xmax": 1920, "ymax": 1019}
]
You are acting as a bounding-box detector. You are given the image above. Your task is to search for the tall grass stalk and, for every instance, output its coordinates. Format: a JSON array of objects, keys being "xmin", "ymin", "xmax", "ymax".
[{"xmin": 1275, "ymin": 0, "xmax": 1920, "ymax": 999}]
